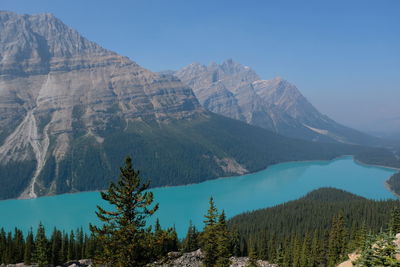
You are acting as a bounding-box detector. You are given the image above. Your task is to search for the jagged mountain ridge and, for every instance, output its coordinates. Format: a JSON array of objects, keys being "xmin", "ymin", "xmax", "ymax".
[
  {"xmin": 0, "ymin": 11, "xmax": 202, "ymax": 199},
  {"xmin": 175, "ymin": 60, "xmax": 382, "ymax": 145},
  {"xmin": 0, "ymin": 11, "xmax": 373, "ymax": 200}
]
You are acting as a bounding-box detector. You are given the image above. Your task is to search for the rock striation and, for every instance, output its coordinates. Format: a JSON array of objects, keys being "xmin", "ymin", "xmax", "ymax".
[
  {"xmin": 0, "ymin": 11, "xmax": 201, "ymax": 199},
  {"xmin": 0, "ymin": 11, "xmax": 384, "ymax": 200},
  {"xmin": 175, "ymin": 60, "xmax": 381, "ymax": 145}
]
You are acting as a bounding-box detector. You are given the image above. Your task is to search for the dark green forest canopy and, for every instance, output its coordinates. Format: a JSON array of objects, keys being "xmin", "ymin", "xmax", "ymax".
[
  {"xmin": 387, "ymin": 172, "xmax": 400, "ymax": 196},
  {"xmin": 1, "ymin": 187, "xmax": 400, "ymax": 266},
  {"xmin": 227, "ymin": 187, "xmax": 400, "ymax": 266},
  {"xmin": 1, "ymin": 113, "xmax": 399, "ymax": 199},
  {"xmin": 228, "ymin": 187, "xmax": 399, "ymax": 237}
]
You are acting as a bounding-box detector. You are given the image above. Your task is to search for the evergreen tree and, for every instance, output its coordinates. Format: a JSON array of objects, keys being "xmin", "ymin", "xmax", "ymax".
[
  {"xmin": 355, "ymin": 232, "xmax": 399, "ymax": 266},
  {"xmin": 216, "ymin": 210, "xmax": 232, "ymax": 267},
  {"xmin": 327, "ymin": 213, "xmax": 347, "ymax": 267},
  {"xmin": 34, "ymin": 223, "xmax": 48, "ymax": 267},
  {"xmin": 300, "ymin": 233, "xmax": 311, "ymax": 267},
  {"xmin": 247, "ymin": 247, "xmax": 259, "ymax": 267},
  {"xmin": 275, "ymin": 245, "xmax": 285, "ymax": 267},
  {"xmin": 153, "ymin": 219, "xmax": 163, "ymax": 257},
  {"xmin": 267, "ymin": 232, "xmax": 277, "ymax": 260},
  {"xmin": 4, "ymin": 232, "xmax": 13, "ymax": 264},
  {"xmin": 153, "ymin": 223, "xmax": 179, "ymax": 258},
  {"xmin": 291, "ymin": 235, "xmax": 301, "ymax": 267},
  {"xmin": 154, "ymin": 219, "xmax": 162, "ymax": 235},
  {"xmin": 50, "ymin": 228, "xmax": 62, "ymax": 266},
  {"xmin": 76, "ymin": 227, "xmax": 84, "ymax": 260},
  {"xmin": 389, "ymin": 207, "xmax": 400, "ymax": 234},
  {"xmin": 24, "ymin": 229, "xmax": 34, "ymax": 265},
  {"xmin": 349, "ymin": 222, "xmax": 367, "ymax": 252},
  {"xmin": 13, "ymin": 228, "xmax": 24, "ymax": 263},
  {"xmin": 60, "ymin": 231, "xmax": 69, "ymax": 264},
  {"xmin": 0, "ymin": 228, "xmax": 6, "ymax": 264},
  {"xmin": 90, "ymin": 156, "xmax": 158, "ymax": 266},
  {"xmin": 68, "ymin": 230, "xmax": 75, "ymax": 261},
  {"xmin": 84, "ymin": 233, "xmax": 97, "ymax": 260},
  {"xmin": 165, "ymin": 227, "xmax": 179, "ymax": 252},
  {"xmin": 310, "ymin": 230, "xmax": 321, "ymax": 267},
  {"xmin": 183, "ymin": 221, "xmax": 199, "ymax": 252},
  {"xmin": 201, "ymin": 197, "xmax": 219, "ymax": 267},
  {"xmin": 230, "ymin": 229, "xmax": 241, "ymax": 257}
]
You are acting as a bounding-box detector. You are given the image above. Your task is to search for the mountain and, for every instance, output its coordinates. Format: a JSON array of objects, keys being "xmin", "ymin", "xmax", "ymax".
[
  {"xmin": 0, "ymin": 11, "xmax": 376, "ymax": 200},
  {"xmin": 175, "ymin": 60, "xmax": 382, "ymax": 146}
]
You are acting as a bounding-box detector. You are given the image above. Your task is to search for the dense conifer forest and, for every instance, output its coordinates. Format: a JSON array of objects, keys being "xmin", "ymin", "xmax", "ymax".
[
  {"xmin": 227, "ymin": 188, "xmax": 400, "ymax": 266},
  {"xmin": 2, "ymin": 113, "xmax": 399, "ymax": 199},
  {"xmin": 1, "ymin": 187, "xmax": 399, "ymax": 266},
  {"xmin": 388, "ymin": 172, "xmax": 400, "ymax": 196},
  {"xmin": 1, "ymin": 156, "xmax": 399, "ymax": 266}
]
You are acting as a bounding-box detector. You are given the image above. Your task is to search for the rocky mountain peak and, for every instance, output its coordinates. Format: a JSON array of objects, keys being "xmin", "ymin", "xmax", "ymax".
[
  {"xmin": 1, "ymin": 11, "xmax": 108, "ymax": 57},
  {"xmin": 0, "ymin": 11, "xmax": 203, "ymax": 199},
  {"xmin": 253, "ymin": 77, "xmax": 305, "ymax": 108},
  {"xmin": 0, "ymin": 11, "xmax": 130, "ymax": 76},
  {"xmin": 177, "ymin": 60, "xmax": 380, "ymax": 145}
]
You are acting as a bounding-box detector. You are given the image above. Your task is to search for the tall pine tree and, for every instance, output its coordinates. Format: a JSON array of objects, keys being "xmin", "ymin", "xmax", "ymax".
[
  {"xmin": 216, "ymin": 210, "xmax": 232, "ymax": 267},
  {"xmin": 202, "ymin": 197, "xmax": 219, "ymax": 267},
  {"xmin": 327, "ymin": 213, "xmax": 347, "ymax": 267},
  {"xmin": 24, "ymin": 229, "xmax": 34, "ymax": 265},
  {"xmin": 389, "ymin": 207, "xmax": 400, "ymax": 234},
  {"xmin": 90, "ymin": 156, "xmax": 158, "ymax": 266},
  {"xmin": 34, "ymin": 223, "xmax": 48, "ymax": 267},
  {"xmin": 183, "ymin": 221, "xmax": 199, "ymax": 252}
]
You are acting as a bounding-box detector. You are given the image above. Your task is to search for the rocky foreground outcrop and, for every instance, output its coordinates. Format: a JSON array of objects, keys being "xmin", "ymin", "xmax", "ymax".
[
  {"xmin": 0, "ymin": 259, "xmax": 94, "ymax": 267},
  {"xmin": 146, "ymin": 249, "xmax": 275, "ymax": 267},
  {"xmin": 0, "ymin": 251, "xmax": 275, "ymax": 267},
  {"xmin": 337, "ymin": 233, "xmax": 400, "ymax": 267}
]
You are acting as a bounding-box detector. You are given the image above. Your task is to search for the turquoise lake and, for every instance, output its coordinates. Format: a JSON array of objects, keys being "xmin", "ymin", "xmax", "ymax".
[{"xmin": 0, "ymin": 156, "xmax": 397, "ymax": 237}]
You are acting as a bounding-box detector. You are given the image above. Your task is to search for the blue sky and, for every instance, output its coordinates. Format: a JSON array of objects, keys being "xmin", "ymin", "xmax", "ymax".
[{"xmin": 2, "ymin": 0, "xmax": 400, "ymax": 133}]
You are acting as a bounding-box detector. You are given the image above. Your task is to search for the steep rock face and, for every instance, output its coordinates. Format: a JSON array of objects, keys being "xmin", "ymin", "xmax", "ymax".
[
  {"xmin": 176, "ymin": 60, "xmax": 381, "ymax": 145},
  {"xmin": 0, "ymin": 12, "xmax": 387, "ymax": 200},
  {"xmin": 0, "ymin": 11, "xmax": 202, "ymax": 199}
]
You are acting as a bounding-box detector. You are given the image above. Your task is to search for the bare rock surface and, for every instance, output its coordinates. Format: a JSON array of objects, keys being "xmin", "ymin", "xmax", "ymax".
[
  {"xmin": 0, "ymin": 11, "xmax": 203, "ymax": 198},
  {"xmin": 147, "ymin": 249, "xmax": 275, "ymax": 267},
  {"xmin": 175, "ymin": 60, "xmax": 380, "ymax": 146}
]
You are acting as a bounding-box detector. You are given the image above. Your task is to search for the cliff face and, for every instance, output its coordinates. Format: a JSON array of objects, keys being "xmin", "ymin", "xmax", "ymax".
[
  {"xmin": 0, "ymin": 11, "xmax": 202, "ymax": 199},
  {"xmin": 0, "ymin": 12, "xmax": 385, "ymax": 200},
  {"xmin": 176, "ymin": 60, "xmax": 382, "ymax": 145},
  {"xmin": 1, "ymin": 11, "xmax": 355, "ymax": 200}
]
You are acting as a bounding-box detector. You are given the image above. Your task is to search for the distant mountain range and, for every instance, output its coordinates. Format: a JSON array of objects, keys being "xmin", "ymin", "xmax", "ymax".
[
  {"xmin": 0, "ymin": 11, "xmax": 396, "ymax": 200},
  {"xmin": 175, "ymin": 60, "xmax": 383, "ymax": 146}
]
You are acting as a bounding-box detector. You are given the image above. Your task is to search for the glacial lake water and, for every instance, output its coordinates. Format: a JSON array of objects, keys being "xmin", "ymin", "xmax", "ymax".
[{"xmin": 0, "ymin": 156, "xmax": 397, "ymax": 237}]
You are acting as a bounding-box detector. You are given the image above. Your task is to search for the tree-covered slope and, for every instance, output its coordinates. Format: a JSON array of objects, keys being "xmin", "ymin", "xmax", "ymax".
[
  {"xmin": 227, "ymin": 188, "xmax": 400, "ymax": 266},
  {"xmin": 387, "ymin": 172, "xmax": 400, "ymax": 196},
  {"xmin": 228, "ymin": 188, "xmax": 397, "ymax": 240},
  {"xmin": 0, "ymin": 112, "xmax": 375, "ymax": 199},
  {"xmin": 0, "ymin": 11, "xmax": 398, "ymax": 200}
]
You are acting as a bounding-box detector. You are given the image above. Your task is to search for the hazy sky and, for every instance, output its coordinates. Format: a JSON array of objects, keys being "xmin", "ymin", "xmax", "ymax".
[{"xmin": 2, "ymin": 0, "xmax": 400, "ymax": 133}]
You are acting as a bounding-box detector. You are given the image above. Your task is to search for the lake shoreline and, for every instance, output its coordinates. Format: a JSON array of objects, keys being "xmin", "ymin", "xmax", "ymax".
[
  {"xmin": 0, "ymin": 156, "xmax": 396, "ymax": 237},
  {"xmin": 354, "ymin": 158, "xmax": 400, "ymax": 172},
  {"xmin": 2, "ymin": 154, "xmax": 355, "ymax": 202},
  {"xmin": 2, "ymin": 154, "xmax": 397, "ymax": 202},
  {"xmin": 384, "ymin": 180, "xmax": 400, "ymax": 199}
]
